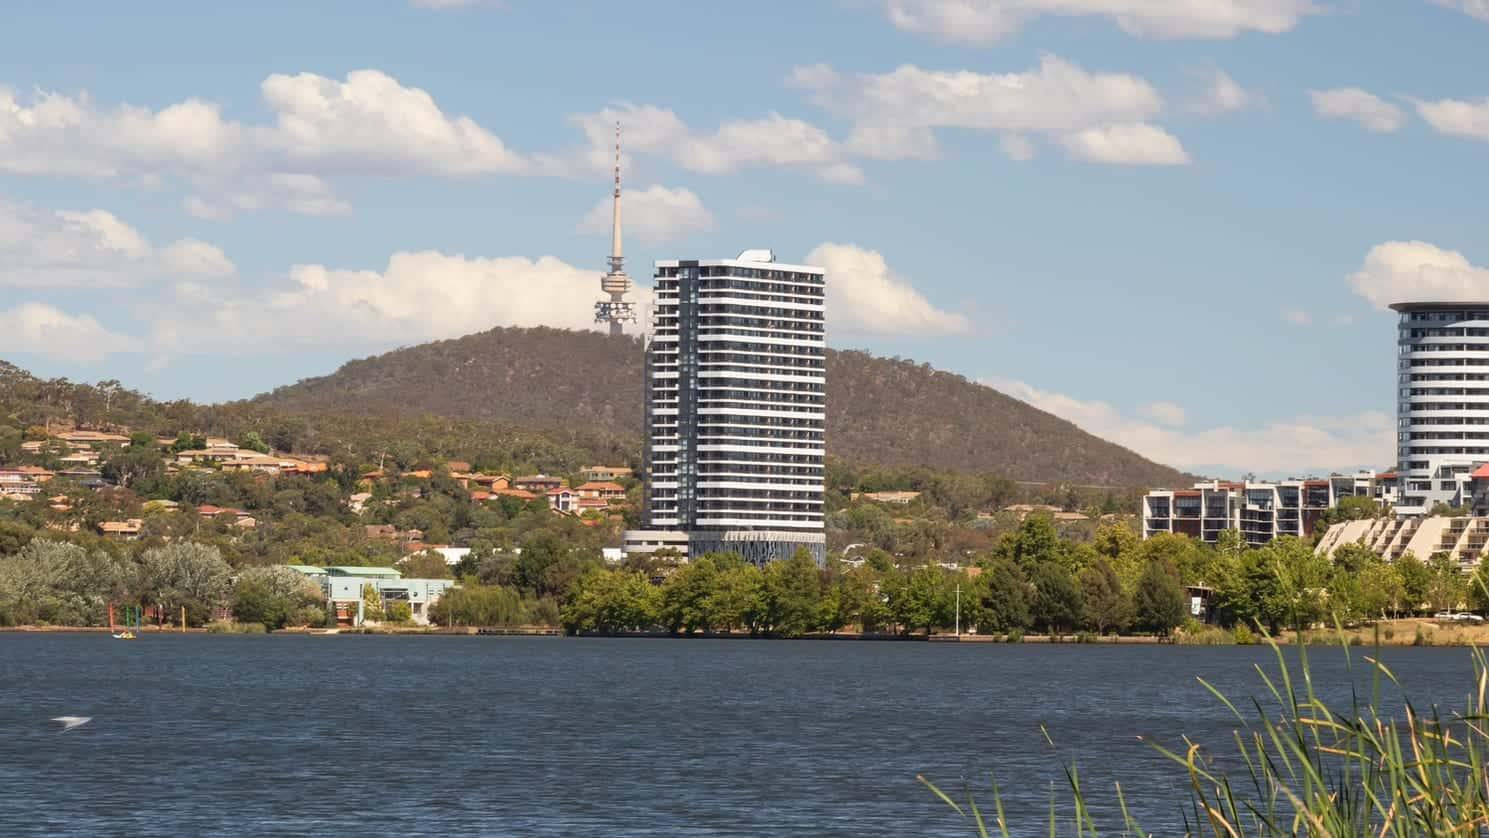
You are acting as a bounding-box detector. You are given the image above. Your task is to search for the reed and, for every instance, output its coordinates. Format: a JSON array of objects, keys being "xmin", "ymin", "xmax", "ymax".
[{"xmin": 922, "ymin": 628, "xmax": 1489, "ymax": 836}]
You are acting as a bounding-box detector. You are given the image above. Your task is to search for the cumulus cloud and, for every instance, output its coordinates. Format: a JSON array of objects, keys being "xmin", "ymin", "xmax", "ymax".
[
  {"xmin": 143, "ymin": 250, "xmax": 616, "ymax": 358},
  {"xmin": 1348, "ymin": 241, "xmax": 1489, "ymax": 310},
  {"xmin": 805, "ymin": 242, "xmax": 973, "ymax": 337},
  {"xmin": 578, "ymin": 185, "xmax": 715, "ymax": 244},
  {"xmin": 0, "ymin": 303, "xmax": 140, "ymax": 362},
  {"xmin": 0, "ymin": 69, "xmax": 531, "ymax": 214},
  {"xmin": 1431, "ymin": 0, "xmax": 1489, "ymax": 22},
  {"xmin": 566, "ymin": 103, "xmax": 862, "ymax": 184},
  {"xmin": 0, "ymin": 200, "xmax": 234, "ymax": 287},
  {"xmin": 790, "ymin": 55, "xmax": 1189, "ymax": 166},
  {"xmin": 1058, "ymin": 123, "xmax": 1190, "ymax": 165},
  {"xmin": 1281, "ymin": 308, "xmax": 1312, "ymax": 326},
  {"xmin": 990, "ymin": 377, "xmax": 1392, "ymax": 475},
  {"xmin": 1415, "ymin": 95, "xmax": 1489, "ymax": 142},
  {"xmin": 881, "ymin": 0, "xmax": 1318, "ymax": 44},
  {"xmin": 1309, "ymin": 88, "xmax": 1406, "ymax": 133},
  {"xmin": 1188, "ymin": 68, "xmax": 1261, "ymax": 115}
]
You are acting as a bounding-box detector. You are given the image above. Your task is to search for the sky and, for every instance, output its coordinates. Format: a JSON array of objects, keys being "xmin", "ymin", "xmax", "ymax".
[{"xmin": 4, "ymin": 1, "xmax": 1489, "ymax": 479}]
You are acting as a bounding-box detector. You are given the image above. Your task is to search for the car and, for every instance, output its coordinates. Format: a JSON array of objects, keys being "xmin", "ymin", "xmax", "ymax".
[
  {"xmin": 1458, "ymin": 612, "xmax": 1485, "ymax": 623},
  {"xmin": 1435, "ymin": 610, "xmax": 1456, "ymax": 621}
]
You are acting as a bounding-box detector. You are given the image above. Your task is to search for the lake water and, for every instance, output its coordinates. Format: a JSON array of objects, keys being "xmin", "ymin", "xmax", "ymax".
[{"xmin": 0, "ymin": 635, "xmax": 1481, "ymax": 836}]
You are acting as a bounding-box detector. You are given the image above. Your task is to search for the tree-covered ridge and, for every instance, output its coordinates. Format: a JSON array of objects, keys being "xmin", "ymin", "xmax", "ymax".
[{"xmin": 250, "ymin": 326, "xmax": 1191, "ymax": 487}]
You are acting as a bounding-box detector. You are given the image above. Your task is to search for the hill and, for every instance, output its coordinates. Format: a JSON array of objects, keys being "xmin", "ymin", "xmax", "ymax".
[{"xmin": 252, "ymin": 326, "xmax": 1187, "ymax": 488}]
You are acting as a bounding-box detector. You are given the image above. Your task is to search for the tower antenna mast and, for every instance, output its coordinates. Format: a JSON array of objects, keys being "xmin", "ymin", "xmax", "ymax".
[{"xmin": 595, "ymin": 121, "xmax": 636, "ymax": 337}]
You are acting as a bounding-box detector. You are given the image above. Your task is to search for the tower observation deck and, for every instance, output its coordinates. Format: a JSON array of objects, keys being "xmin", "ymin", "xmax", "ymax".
[{"xmin": 595, "ymin": 122, "xmax": 636, "ymax": 337}]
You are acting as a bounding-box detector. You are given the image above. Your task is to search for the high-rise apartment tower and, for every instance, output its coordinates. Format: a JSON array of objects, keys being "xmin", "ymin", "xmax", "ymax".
[
  {"xmin": 623, "ymin": 249, "xmax": 826, "ymax": 564},
  {"xmin": 1392, "ymin": 301, "xmax": 1489, "ymax": 514}
]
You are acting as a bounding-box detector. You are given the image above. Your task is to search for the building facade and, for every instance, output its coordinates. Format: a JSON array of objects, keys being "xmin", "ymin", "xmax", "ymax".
[
  {"xmin": 1143, "ymin": 471, "xmax": 1395, "ymax": 546},
  {"xmin": 625, "ymin": 249, "xmax": 826, "ymax": 565},
  {"xmin": 1392, "ymin": 302, "xmax": 1489, "ymax": 515}
]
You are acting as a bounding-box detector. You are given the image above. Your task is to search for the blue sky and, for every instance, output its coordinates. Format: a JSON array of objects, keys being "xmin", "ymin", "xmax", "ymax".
[{"xmin": 4, "ymin": 0, "xmax": 1489, "ymax": 478}]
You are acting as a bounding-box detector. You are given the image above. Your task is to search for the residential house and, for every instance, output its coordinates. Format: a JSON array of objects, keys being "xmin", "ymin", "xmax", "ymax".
[
  {"xmin": 851, "ymin": 491, "xmax": 921, "ymax": 505},
  {"xmin": 490, "ymin": 487, "xmax": 537, "ymax": 501},
  {"xmin": 56, "ymin": 469, "xmax": 108, "ymax": 489},
  {"xmin": 365, "ymin": 524, "xmax": 398, "ymax": 541},
  {"xmin": 583, "ymin": 465, "xmax": 632, "ymax": 482},
  {"xmin": 445, "ymin": 461, "xmax": 472, "ymax": 474},
  {"xmin": 575, "ymin": 481, "xmax": 626, "ymax": 502},
  {"xmin": 547, "ymin": 488, "xmax": 579, "ymax": 514},
  {"xmin": 347, "ymin": 492, "xmax": 373, "ymax": 514},
  {"xmin": 57, "ymin": 430, "xmax": 130, "ymax": 446},
  {"xmin": 98, "ymin": 519, "xmax": 143, "ymax": 539},
  {"xmin": 577, "ymin": 497, "xmax": 610, "ymax": 515},
  {"xmin": 514, "ymin": 474, "xmax": 565, "ymax": 493}
]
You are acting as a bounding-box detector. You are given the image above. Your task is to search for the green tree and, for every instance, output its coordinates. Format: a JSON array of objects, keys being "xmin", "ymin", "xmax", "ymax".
[
  {"xmin": 1079, "ymin": 557, "xmax": 1130, "ymax": 635},
  {"xmin": 1358, "ymin": 560, "xmax": 1406, "ymax": 619},
  {"xmin": 400, "ymin": 550, "xmax": 453, "ymax": 580},
  {"xmin": 762, "ymin": 550, "xmax": 821, "ymax": 637},
  {"xmin": 1030, "ymin": 561, "xmax": 1082, "ymax": 635},
  {"xmin": 562, "ymin": 567, "xmax": 659, "ymax": 633},
  {"xmin": 361, "ymin": 582, "xmax": 385, "ymax": 623},
  {"xmin": 1009, "ymin": 514, "xmax": 1061, "ymax": 571},
  {"xmin": 230, "ymin": 566, "xmax": 323, "ymax": 630},
  {"xmin": 137, "ymin": 542, "xmax": 233, "ymax": 625},
  {"xmin": 237, "ymin": 431, "xmax": 271, "ymax": 454},
  {"xmin": 1132, "ymin": 559, "xmax": 1186, "ymax": 636},
  {"xmin": 976, "ymin": 558, "xmax": 1031, "ymax": 634},
  {"xmin": 660, "ymin": 556, "xmax": 721, "ymax": 634},
  {"xmin": 892, "ymin": 564, "xmax": 949, "ymax": 635},
  {"xmin": 1427, "ymin": 553, "xmax": 1466, "ymax": 613},
  {"xmin": 1397, "ymin": 552, "xmax": 1431, "ymax": 615},
  {"xmin": 708, "ymin": 561, "xmax": 765, "ymax": 633}
]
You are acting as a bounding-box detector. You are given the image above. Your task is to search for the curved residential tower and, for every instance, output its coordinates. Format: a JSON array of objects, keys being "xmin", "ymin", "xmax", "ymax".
[{"xmin": 1392, "ymin": 301, "xmax": 1489, "ymax": 515}]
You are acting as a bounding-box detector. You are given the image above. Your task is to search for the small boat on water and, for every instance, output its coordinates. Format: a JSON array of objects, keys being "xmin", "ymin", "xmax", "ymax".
[{"xmin": 109, "ymin": 602, "xmax": 138, "ymax": 640}]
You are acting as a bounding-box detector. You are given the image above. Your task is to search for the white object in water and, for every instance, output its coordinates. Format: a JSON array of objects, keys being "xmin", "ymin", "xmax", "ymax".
[{"xmin": 51, "ymin": 716, "xmax": 92, "ymax": 731}]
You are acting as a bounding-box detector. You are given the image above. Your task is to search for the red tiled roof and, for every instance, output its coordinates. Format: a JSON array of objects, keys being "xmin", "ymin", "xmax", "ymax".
[{"xmin": 1471, "ymin": 464, "xmax": 1489, "ymax": 479}]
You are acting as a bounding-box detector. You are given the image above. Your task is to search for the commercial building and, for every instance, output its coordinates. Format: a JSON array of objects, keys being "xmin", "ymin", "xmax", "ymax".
[
  {"xmin": 1392, "ymin": 302, "xmax": 1489, "ymax": 515},
  {"xmin": 1142, "ymin": 471, "xmax": 1396, "ymax": 546},
  {"xmin": 285, "ymin": 565, "xmax": 455, "ymax": 626},
  {"xmin": 623, "ymin": 249, "xmax": 826, "ymax": 565}
]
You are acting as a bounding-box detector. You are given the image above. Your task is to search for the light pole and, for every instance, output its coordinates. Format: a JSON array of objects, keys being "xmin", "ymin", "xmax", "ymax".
[{"xmin": 954, "ymin": 583, "xmax": 962, "ymax": 637}]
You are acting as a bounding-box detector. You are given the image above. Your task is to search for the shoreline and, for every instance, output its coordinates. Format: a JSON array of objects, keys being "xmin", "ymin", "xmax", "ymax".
[{"xmin": 5, "ymin": 619, "xmax": 1486, "ymax": 646}]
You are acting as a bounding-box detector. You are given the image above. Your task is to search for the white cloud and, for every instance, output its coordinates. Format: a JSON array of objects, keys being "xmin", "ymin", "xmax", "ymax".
[
  {"xmin": 578, "ymin": 185, "xmax": 715, "ymax": 244},
  {"xmin": 805, "ymin": 242, "xmax": 974, "ymax": 337},
  {"xmin": 260, "ymin": 69, "xmax": 528, "ymax": 176},
  {"xmin": 1348, "ymin": 240, "xmax": 1489, "ymax": 309},
  {"xmin": 0, "ymin": 70, "xmax": 527, "ymax": 214},
  {"xmin": 1189, "ymin": 68, "xmax": 1261, "ymax": 115},
  {"xmin": 1058, "ymin": 123, "xmax": 1190, "ymax": 165},
  {"xmin": 1138, "ymin": 401, "xmax": 1187, "ymax": 427},
  {"xmin": 1415, "ymin": 95, "xmax": 1489, "ymax": 142},
  {"xmin": 0, "ymin": 303, "xmax": 140, "ymax": 362},
  {"xmin": 1431, "ymin": 0, "xmax": 1489, "ymax": 22},
  {"xmin": 792, "ymin": 55, "xmax": 1189, "ymax": 166},
  {"xmin": 567, "ymin": 103, "xmax": 862, "ymax": 184},
  {"xmin": 0, "ymin": 201, "xmax": 234, "ymax": 287},
  {"xmin": 990, "ymin": 377, "xmax": 1392, "ymax": 475},
  {"xmin": 184, "ymin": 172, "xmax": 352, "ymax": 220},
  {"xmin": 1309, "ymin": 88, "xmax": 1406, "ymax": 133},
  {"xmin": 1281, "ymin": 307, "xmax": 1312, "ymax": 326},
  {"xmin": 881, "ymin": 0, "xmax": 1318, "ymax": 44},
  {"xmin": 144, "ymin": 250, "xmax": 618, "ymax": 358}
]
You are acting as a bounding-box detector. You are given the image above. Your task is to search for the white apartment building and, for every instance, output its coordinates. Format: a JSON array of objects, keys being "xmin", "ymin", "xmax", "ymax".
[
  {"xmin": 623, "ymin": 249, "xmax": 826, "ymax": 565},
  {"xmin": 1143, "ymin": 471, "xmax": 1395, "ymax": 546},
  {"xmin": 1393, "ymin": 302, "xmax": 1489, "ymax": 515}
]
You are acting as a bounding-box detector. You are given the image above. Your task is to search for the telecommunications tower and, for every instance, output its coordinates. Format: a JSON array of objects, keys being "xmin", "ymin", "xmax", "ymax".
[{"xmin": 595, "ymin": 122, "xmax": 636, "ymax": 337}]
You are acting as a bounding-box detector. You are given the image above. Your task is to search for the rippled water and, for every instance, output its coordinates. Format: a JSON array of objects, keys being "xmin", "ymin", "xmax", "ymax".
[{"xmin": 0, "ymin": 634, "xmax": 1480, "ymax": 836}]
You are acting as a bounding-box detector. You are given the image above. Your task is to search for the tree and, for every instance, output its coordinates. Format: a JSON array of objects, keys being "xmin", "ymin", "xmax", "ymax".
[
  {"xmin": 1030, "ymin": 562, "xmax": 1082, "ymax": 635},
  {"xmin": 400, "ymin": 550, "xmax": 453, "ymax": 580},
  {"xmin": 1132, "ymin": 560, "xmax": 1185, "ymax": 636},
  {"xmin": 237, "ymin": 431, "xmax": 271, "ymax": 454},
  {"xmin": 1358, "ymin": 560, "xmax": 1406, "ymax": 619},
  {"xmin": 361, "ymin": 582, "xmax": 385, "ymax": 623},
  {"xmin": 1396, "ymin": 552, "xmax": 1431, "ymax": 615},
  {"xmin": 231, "ymin": 566, "xmax": 323, "ymax": 630},
  {"xmin": 660, "ymin": 556, "xmax": 721, "ymax": 634},
  {"xmin": 976, "ymin": 558, "xmax": 1030, "ymax": 634},
  {"xmin": 1427, "ymin": 553, "xmax": 1465, "ymax": 613},
  {"xmin": 1080, "ymin": 558, "xmax": 1130, "ymax": 635},
  {"xmin": 762, "ymin": 549, "xmax": 821, "ymax": 637},
  {"xmin": 137, "ymin": 542, "xmax": 233, "ymax": 624},
  {"xmin": 562, "ymin": 568, "xmax": 659, "ymax": 633},
  {"xmin": 1008, "ymin": 514, "xmax": 1060, "ymax": 571},
  {"xmin": 892, "ymin": 564, "xmax": 949, "ymax": 636}
]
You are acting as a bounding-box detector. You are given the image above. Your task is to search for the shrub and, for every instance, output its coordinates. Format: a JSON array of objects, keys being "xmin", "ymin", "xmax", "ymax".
[
  {"xmin": 1076, "ymin": 631, "xmax": 1097, "ymax": 644},
  {"xmin": 1232, "ymin": 624, "xmax": 1257, "ymax": 645},
  {"xmin": 1005, "ymin": 628, "xmax": 1023, "ymax": 643},
  {"xmin": 1415, "ymin": 626, "xmax": 1431, "ymax": 646},
  {"xmin": 1383, "ymin": 626, "xmax": 1395, "ymax": 641},
  {"xmin": 206, "ymin": 620, "xmax": 267, "ymax": 634}
]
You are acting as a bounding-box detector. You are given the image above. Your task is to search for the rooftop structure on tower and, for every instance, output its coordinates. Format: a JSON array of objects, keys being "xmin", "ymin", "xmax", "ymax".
[{"xmin": 594, "ymin": 122, "xmax": 637, "ymax": 337}]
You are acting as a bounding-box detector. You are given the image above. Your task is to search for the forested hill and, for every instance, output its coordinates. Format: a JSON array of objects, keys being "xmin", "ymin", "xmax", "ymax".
[{"xmin": 252, "ymin": 326, "xmax": 1188, "ymax": 488}]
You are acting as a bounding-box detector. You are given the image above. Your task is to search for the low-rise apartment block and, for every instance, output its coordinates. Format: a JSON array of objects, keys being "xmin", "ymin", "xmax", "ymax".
[{"xmin": 1143, "ymin": 471, "xmax": 1396, "ymax": 546}]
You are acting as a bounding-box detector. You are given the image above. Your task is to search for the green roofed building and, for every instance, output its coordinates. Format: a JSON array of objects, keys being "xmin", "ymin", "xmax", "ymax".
[{"xmin": 322, "ymin": 566, "xmax": 402, "ymax": 578}]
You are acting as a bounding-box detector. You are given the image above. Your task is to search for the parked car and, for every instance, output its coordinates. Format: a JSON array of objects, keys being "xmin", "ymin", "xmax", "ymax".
[
  {"xmin": 1435, "ymin": 610, "xmax": 1456, "ymax": 621},
  {"xmin": 1457, "ymin": 612, "xmax": 1485, "ymax": 623}
]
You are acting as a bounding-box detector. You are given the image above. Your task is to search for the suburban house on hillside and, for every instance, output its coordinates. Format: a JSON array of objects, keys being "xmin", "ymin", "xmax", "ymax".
[
  {"xmin": 575, "ymin": 481, "xmax": 626, "ymax": 502},
  {"xmin": 514, "ymin": 474, "xmax": 565, "ymax": 492},
  {"xmin": 583, "ymin": 465, "xmax": 632, "ymax": 481}
]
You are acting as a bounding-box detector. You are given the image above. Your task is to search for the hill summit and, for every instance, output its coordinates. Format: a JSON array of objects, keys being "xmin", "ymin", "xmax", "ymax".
[{"xmin": 252, "ymin": 326, "xmax": 1186, "ymax": 488}]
